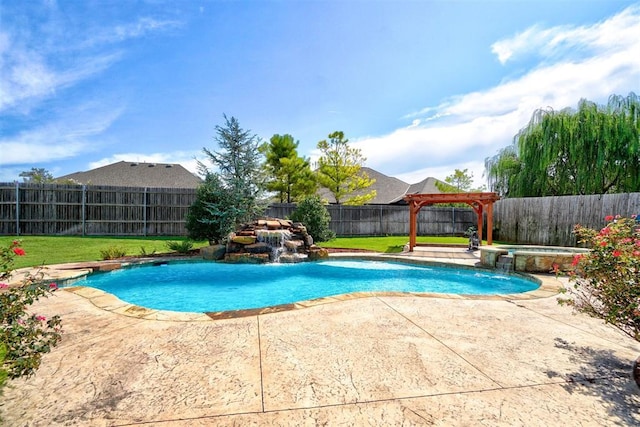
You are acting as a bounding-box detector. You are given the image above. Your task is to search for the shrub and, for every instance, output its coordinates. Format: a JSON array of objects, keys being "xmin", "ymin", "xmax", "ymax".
[
  {"xmin": 290, "ymin": 196, "xmax": 335, "ymax": 243},
  {"xmin": 100, "ymin": 245, "xmax": 127, "ymax": 260},
  {"xmin": 166, "ymin": 240, "xmax": 194, "ymax": 254},
  {"xmin": 1, "ymin": 241, "xmax": 62, "ymax": 385},
  {"xmin": 186, "ymin": 174, "xmax": 237, "ymax": 244},
  {"xmin": 139, "ymin": 246, "xmax": 156, "ymax": 257},
  {"xmin": 559, "ymin": 215, "xmax": 640, "ymax": 341}
]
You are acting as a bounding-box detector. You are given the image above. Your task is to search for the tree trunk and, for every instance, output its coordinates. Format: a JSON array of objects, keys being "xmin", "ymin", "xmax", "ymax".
[{"xmin": 634, "ymin": 355, "xmax": 640, "ymax": 388}]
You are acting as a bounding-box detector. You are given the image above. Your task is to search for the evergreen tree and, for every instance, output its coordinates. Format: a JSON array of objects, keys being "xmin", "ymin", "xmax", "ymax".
[
  {"xmin": 261, "ymin": 134, "xmax": 317, "ymax": 203},
  {"xmin": 316, "ymin": 131, "xmax": 376, "ymax": 205},
  {"xmin": 185, "ymin": 174, "xmax": 237, "ymax": 243},
  {"xmin": 192, "ymin": 115, "xmax": 265, "ymax": 241}
]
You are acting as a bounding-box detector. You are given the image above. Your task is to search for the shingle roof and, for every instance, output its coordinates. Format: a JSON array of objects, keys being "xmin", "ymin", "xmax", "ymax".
[
  {"xmin": 406, "ymin": 176, "xmax": 443, "ymax": 194},
  {"xmin": 57, "ymin": 161, "xmax": 202, "ymax": 188},
  {"xmin": 317, "ymin": 167, "xmax": 410, "ymax": 204},
  {"xmin": 317, "ymin": 167, "xmax": 447, "ymax": 205}
]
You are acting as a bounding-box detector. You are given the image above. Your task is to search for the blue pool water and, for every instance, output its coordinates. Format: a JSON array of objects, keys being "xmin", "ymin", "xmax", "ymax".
[{"xmin": 73, "ymin": 260, "xmax": 539, "ymax": 313}]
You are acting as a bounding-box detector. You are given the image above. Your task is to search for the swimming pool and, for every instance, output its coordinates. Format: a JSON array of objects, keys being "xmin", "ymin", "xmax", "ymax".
[{"xmin": 71, "ymin": 260, "xmax": 539, "ymax": 313}]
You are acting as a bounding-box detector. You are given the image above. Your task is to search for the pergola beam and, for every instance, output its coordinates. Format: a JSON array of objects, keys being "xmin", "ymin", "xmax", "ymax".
[{"xmin": 404, "ymin": 192, "xmax": 500, "ymax": 252}]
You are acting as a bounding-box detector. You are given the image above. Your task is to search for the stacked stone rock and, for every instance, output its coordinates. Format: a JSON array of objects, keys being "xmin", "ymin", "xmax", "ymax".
[{"xmin": 200, "ymin": 218, "xmax": 329, "ymax": 263}]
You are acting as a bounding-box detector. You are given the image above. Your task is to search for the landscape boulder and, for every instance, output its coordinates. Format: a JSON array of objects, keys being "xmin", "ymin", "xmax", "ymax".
[
  {"xmin": 210, "ymin": 217, "xmax": 316, "ymax": 263},
  {"xmin": 200, "ymin": 244, "xmax": 226, "ymax": 261}
]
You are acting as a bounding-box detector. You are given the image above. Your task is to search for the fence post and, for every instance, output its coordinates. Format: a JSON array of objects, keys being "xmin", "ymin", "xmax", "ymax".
[
  {"xmin": 14, "ymin": 182, "xmax": 19, "ymax": 236},
  {"xmin": 143, "ymin": 187, "xmax": 148, "ymax": 236},
  {"xmin": 452, "ymin": 207, "xmax": 455, "ymax": 236},
  {"xmin": 82, "ymin": 185, "xmax": 86, "ymax": 236}
]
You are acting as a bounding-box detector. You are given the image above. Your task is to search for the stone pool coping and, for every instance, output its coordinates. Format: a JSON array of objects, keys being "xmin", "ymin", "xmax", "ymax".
[{"xmin": 8, "ymin": 251, "xmax": 565, "ymax": 322}]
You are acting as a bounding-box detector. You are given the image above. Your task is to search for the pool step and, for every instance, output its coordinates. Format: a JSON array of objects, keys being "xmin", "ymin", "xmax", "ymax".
[{"xmin": 496, "ymin": 255, "xmax": 514, "ymax": 272}]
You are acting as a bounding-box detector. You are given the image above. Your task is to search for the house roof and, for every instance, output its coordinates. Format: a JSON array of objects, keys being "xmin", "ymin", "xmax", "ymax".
[
  {"xmin": 317, "ymin": 167, "xmax": 411, "ymax": 204},
  {"xmin": 406, "ymin": 176, "xmax": 445, "ymax": 194},
  {"xmin": 388, "ymin": 176, "xmax": 447, "ymax": 204},
  {"xmin": 57, "ymin": 161, "xmax": 202, "ymax": 188},
  {"xmin": 317, "ymin": 167, "xmax": 447, "ymax": 205},
  {"xmin": 60, "ymin": 161, "xmax": 447, "ymax": 199}
]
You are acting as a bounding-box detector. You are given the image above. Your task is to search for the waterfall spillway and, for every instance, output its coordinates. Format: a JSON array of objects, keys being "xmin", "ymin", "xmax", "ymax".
[
  {"xmin": 496, "ymin": 254, "xmax": 514, "ymax": 272},
  {"xmin": 256, "ymin": 229, "xmax": 292, "ymax": 262}
]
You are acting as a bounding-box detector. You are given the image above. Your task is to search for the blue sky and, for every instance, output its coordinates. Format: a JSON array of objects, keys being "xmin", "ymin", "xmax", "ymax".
[{"xmin": 1, "ymin": 0, "xmax": 639, "ymax": 187}]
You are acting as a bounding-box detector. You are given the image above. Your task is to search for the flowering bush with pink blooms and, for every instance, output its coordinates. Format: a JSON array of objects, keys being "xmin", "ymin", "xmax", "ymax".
[
  {"xmin": 1, "ymin": 241, "xmax": 62, "ymax": 386},
  {"xmin": 559, "ymin": 215, "xmax": 640, "ymax": 342}
]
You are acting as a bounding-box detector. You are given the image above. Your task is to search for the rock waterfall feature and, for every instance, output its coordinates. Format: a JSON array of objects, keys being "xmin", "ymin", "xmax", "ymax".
[{"xmin": 200, "ymin": 218, "xmax": 329, "ymax": 263}]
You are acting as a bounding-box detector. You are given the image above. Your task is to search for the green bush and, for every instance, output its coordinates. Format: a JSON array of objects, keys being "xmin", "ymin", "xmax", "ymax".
[
  {"xmin": 290, "ymin": 196, "xmax": 335, "ymax": 243},
  {"xmin": 1, "ymin": 241, "xmax": 62, "ymax": 386},
  {"xmin": 186, "ymin": 174, "xmax": 237, "ymax": 244},
  {"xmin": 559, "ymin": 215, "xmax": 640, "ymax": 341},
  {"xmin": 165, "ymin": 240, "xmax": 194, "ymax": 254},
  {"xmin": 100, "ymin": 245, "xmax": 127, "ymax": 260}
]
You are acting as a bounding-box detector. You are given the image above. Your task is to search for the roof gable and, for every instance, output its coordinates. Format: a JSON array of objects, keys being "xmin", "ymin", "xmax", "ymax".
[
  {"xmin": 57, "ymin": 161, "xmax": 202, "ymax": 188},
  {"xmin": 317, "ymin": 167, "xmax": 410, "ymax": 204},
  {"xmin": 316, "ymin": 167, "xmax": 448, "ymax": 205}
]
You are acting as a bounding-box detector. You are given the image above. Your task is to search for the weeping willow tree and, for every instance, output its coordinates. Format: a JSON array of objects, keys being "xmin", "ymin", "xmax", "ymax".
[{"xmin": 485, "ymin": 92, "xmax": 640, "ymax": 197}]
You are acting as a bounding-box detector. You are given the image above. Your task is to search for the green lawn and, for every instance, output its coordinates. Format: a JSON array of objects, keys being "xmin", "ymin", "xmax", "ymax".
[
  {"xmin": 1, "ymin": 235, "xmax": 487, "ymax": 269},
  {"xmin": 319, "ymin": 235, "xmax": 481, "ymax": 253},
  {"xmin": 0, "ymin": 236, "xmax": 208, "ymax": 269}
]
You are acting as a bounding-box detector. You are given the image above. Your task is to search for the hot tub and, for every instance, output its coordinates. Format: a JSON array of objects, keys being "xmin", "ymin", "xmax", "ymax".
[{"xmin": 480, "ymin": 245, "xmax": 589, "ymax": 273}]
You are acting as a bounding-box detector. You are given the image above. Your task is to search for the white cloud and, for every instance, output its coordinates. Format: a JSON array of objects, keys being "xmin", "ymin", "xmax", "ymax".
[
  {"xmin": 0, "ymin": 107, "xmax": 123, "ymax": 165},
  {"xmin": 0, "ymin": 12, "xmax": 180, "ymax": 113},
  {"xmin": 396, "ymin": 159, "xmax": 488, "ymax": 189},
  {"xmin": 0, "ymin": 44, "xmax": 121, "ymax": 113},
  {"xmin": 0, "ymin": 140, "xmax": 87, "ymax": 165},
  {"xmin": 0, "ymin": 8, "xmax": 185, "ymax": 176},
  {"xmin": 79, "ymin": 17, "xmax": 183, "ymax": 48},
  {"xmin": 355, "ymin": 5, "xmax": 640, "ymax": 188},
  {"xmin": 491, "ymin": 4, "xmax": 640, "ymax": 64},
  {"xmin": 0, "ymin": 33, "xmax": 56, "ymax": 112}
]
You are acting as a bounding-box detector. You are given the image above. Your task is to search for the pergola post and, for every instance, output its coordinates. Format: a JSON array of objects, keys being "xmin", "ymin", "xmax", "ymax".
[
  {"xmin": 476, "ymin": 204, "xmax": 483, "ymax": 246},
  {"xmin": 403, "ymin": 192, "xmax": 500, "ymax": 250},
  {"xmin": 487, "ymin": 201, "xmax": 494, "ymax": 245},
  {"xmin": 408, "ymin": 201, "xmax": 417, "ymax": 251}
]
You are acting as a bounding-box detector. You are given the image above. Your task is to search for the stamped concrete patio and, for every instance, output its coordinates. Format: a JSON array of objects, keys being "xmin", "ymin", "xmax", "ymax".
[{"xmin": 1, "ymin": 251, "xmax": 639, "ymax": 426}]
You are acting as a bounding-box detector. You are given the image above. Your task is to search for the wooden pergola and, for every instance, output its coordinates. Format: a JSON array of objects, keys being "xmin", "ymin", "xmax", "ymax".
[{"xmin": 404, "ymin": 192, "xmax": 500, "ymax": 252}]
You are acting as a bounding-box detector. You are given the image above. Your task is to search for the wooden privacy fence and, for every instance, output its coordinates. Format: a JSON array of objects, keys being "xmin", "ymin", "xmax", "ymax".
[
  {"xmin": 3, "ymin": 182, "xmax": 637, "ymax": 243},
  {"xmin": 493, "ymin": 192, "xmax": 640, "ymax": 246},
  {"xmin": 0, "ymin": 183, "xmax": 477, "ymax": 236},
  {"xmin": 0, "ymin": 182, "xmax": 197, "ymax": 236},
  {"xmin": 267, "ymin": 204, "xmax": 477, "ymax": 237}
]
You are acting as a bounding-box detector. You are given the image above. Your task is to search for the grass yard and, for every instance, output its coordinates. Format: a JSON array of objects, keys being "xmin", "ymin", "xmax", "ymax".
[
  {"xmin": 1, "ymin": 235, "xmax": 488, "ymax": 269},
  {"xmin": 0, "ymin": 236, "xmax": 208, "ymax": 269},
  {"xmin": 319, "ymin": 235, "xmax": 482, "ymax": 253}
]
